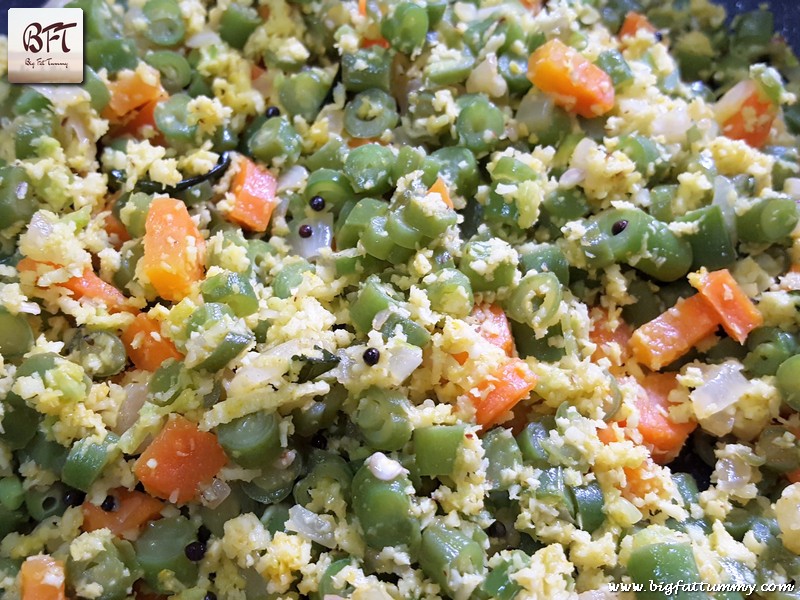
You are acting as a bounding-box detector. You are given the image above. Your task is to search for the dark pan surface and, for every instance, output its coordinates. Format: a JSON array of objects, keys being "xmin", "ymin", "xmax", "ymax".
[{"xmin": 718, "ymin": 0, "xmax": 799, "ymax": 50}]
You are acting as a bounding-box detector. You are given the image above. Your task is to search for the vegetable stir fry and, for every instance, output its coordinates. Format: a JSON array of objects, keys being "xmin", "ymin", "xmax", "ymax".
[{"xmin": 1, "ymin": 0, "xmax": 800, "ymax": 598}]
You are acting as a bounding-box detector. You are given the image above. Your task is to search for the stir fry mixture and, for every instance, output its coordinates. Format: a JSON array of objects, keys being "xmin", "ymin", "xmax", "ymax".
[{"xmin": 1, "ymin": 0, "xmax": 800, "ymax": 597}]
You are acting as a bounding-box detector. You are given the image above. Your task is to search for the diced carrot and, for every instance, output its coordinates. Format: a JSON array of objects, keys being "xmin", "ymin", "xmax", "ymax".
[
  {"xmin": 20, "ymin": 555, "xmax": 66, "ymax": 600},
  {"xmin": 629, "ymin": 294, "xmax": 720, "ymax": 370},
  {"xmin": 619, "ymin": 11, "xmax": 657, "ymax": 39},
  {"xmin": 520, "ymin": 0, "xmax": 543, "ymax": 13},
  {"xmin": 454, "ymin": 303, "xmax": 515, "ymax": 364},
  {"xmin": 82, "ymin": 488, "xmax": 164, "ymax": 540},
  {"xmin": 358, "ymin": 0, "xmax": 367, "ymax": 16},
  {"xmin": 258, "ymin": 5, "xmax": 270, "ymax": 20},
  {"xmin": 103, "ymin": 66, "xmax": 164, "ymax": 120},
  {"xmin": 589, "ymin": 308, "xmax": 632, "ymax": 367},
  {"xmin": 103, "ymin": 208, "xmax": 132, "ymax": 247},
  {"xmin": 596, "ymin": 425, "xmax": 623, "ymax": 444},
  {"xmin": 635, "ymin": 373, "xmax": 696, "ymax": 464},
  {"xmin": 428, "ymin": 177, "xmax": 454, "ymax": 209},
  {"xmin": 227, "ymin": 156, "xmax": 278, "ymax": 233},
  {"xmin": 689, "ymin": 268, "xmax": 763, "ymax": 344},
  {"xmin": 113, "ymin": 97, "xmax": 165, "ymax": 144},
  {"xmin": 134, "ymin": 415, "xmax": 227, "ymax": 504},
  {"xmin": 17, "ymin": 258, "xmax": 132, "ymax": 313},
  {"xmin": 141, "ymin": 197, "xmax": 206, "ymax": 302},
  {"xmin": 471, "ymin": 358, "xmax": 538, "ymax": 429},
  {"xmin": 362, "ymin": 36, "xmax": 390, "ymax": 49},
  {"xmin": 787, "ymin": 468, "xmax": 800, "ymax": 484},
  {"xmin": 527, "ymin": 39, "xmax": 615, "ymax": 118},
  {"xmin": 251, "ymin": 63, "xmax": 266, "ymax": 81},
  {"xmin": 623, "ymin": 459, "xmax": 663, "ymax": 499},
  {"xmin": 715, "ymin": 79, "xmax": 777, "ymax": 149},
  {"xmin": 121, "ymin": 312, "xmax": 183, "ymax": 372}
]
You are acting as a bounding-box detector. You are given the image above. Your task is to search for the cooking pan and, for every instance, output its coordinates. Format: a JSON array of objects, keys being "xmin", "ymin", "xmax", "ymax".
[{"xmin": 1, "ymin": 0, "xmax": 799, "ymax": 44}]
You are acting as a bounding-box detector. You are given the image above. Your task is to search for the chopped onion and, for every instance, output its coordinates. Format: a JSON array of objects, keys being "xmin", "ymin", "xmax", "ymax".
[
  {"xmin": 387, "ymin": 341, "xmax": 423, "ymax": 383},
  {"xmin": 289, "ymin": 213, "xmax": 334, "ymax": 260},
  {"xmin": 711, "ymin": 175, "xmax": 737, "ymax": 245},
  {"xmin": 115, "ymin": 382, "xmax": 147, "ymax": 434},
  {"xmin": 714, "ymin": 80, "xmax": 755, "ymax": 124},
  {"xmin": 199, "ymin": 478, "xmax": 231, "ymax": 509},
  {"xmin": 285, "ymin": 505, "xmax": 337, "ymax": 548},
  {"xmin": 466, "ymin": 55, "xmax": 507, "ymax": 98},
  {"xmin": 651, "ymin": 106, "xmax": 691, "ymax": 144},
  {"xmin": 366, "ymin": 452, "xmax": 405, "ymax": 481},
  {"xmin": 516, "ymin": 91, "xmax": 557, "ymax": 140},
  {"xmin": 784, "ymin": 177, "xmax": 800, "ymax": 200},
  {"xmin": 186, "ymin": 30, "xmax": 221, "ymax": 48},
  {"xmin": 559, "ymin": 168, "xmax": 586, "ymax": 189},
  {"xmin": 690, "ymin": 361, "xmax": 749, "ymax": 436},
  {"xmin": 32, "ymin": 85, "xmax": 85, "ymax": 108},
  {"xmin": 277, "ymin": 165, "xmax": 308, "ymax": 193}
]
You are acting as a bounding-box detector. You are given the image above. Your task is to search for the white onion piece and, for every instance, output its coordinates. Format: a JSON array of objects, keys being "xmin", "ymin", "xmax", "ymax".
[
  {"xmin": 115, "ymin": 382, "xmax": 147, "ymax": 435},
  {"xmin": 285, "ymin": 505, "xmax": 337, "ymax": 547},
  {"xmin": 387, "ymin": 342, "xmax": 423, "ymax": 383},
  {"xmin": 26, "ymin": 212, "xmax": 54, "ymax": 247},
  {"xmin": 559, "ymin": 168, "xmax": 586, "ymax": 189},
  {"xmin": 277, "ymin": 165, "xmax": 308, "ymax": 193},
  {"xmin": 715, "ymin": 455, "xmax": 751, "ymax": 492},
  {"xmin": 289, "ymin": 213, "xmax": 334, "ymax": 260},
  {"xmin": 32, "ymin": 84, "xmax": 85, "ymax": 108},
  {"xmin": 516, "ymin": 91, "xmax": 557, "ymax": 140},
  {"xmin": 186, "ymin": 30, "xmax": 221, "ymax": 48},
  {"xmin": 199, "ymin": 478, "xmax": 231, "ymax": 509},
  {"xmin": 691, "ymin": 361, "xmax": 749, "ymax": 436},
  {"xmin": 711, "ymin": 175, "xmax": 737, "ymax": 245},
  {"xmin": 272, "ymin": 195, "xmax": 291, "ymax": 222},
  {"xmin": 784, "ymin": 177, "xmax": 800, "ymax": 200},
  {"xmin": 466, "ymin": 55, "xmax": 507, "ymax": 98},
  {"xmin": 366, "ymin": 452, "xmax": 405, "ymax": 481},
  {"xmin": 651, "ymin": 106, "xmax": 691, "ymax": 144},
  {"xmin": 715, "ymin": 80, "xmax": 755, "ymax": 124}
]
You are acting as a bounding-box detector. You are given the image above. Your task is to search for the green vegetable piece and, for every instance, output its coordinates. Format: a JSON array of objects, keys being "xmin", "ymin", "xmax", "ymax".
[
  {"xmin": 497, "ymin": 52, "xmax": 533, "ymax": 95},
  {"xmin": 313, "ymin": 558, "xmax": 354, "ymax": 600},
  {"xmin": 413, "ymin": 425, "xmax": 466, "ymax": 477},
  {"xmin": 155, "ymin": 94, "xmax": 199, "ymax": 149},
  {"xmin": 379, "ymin": 312, "xmax": 430, "ymax": 347},
  {"xmin": 293, "ymin": 450, "xmax": 353, "ymax": 505},
  {"xmin": 144, "ymin": 51, "xmax": 192, "ymax": 94},
  {"xmin": 143, "ymin": 0, "xmax": 185, "ymax": 46},
  {"xmin": 381, "ymin": 2, "xmax": 429, "ymax": 54},
  {"xmin": 354, "ymin": 387, "xmax": 413, "ymax": 451},
  {"xmin": 66, "ymin": 0, "xmax": 121, "ymax": 39},
  {"xmin": 67, "ymin": 329, "xmax": 127, "ymax": 379},
  {"xmin": 85, "ymin": 39, "xmax": 138, "ymax": 73},
  {"xmin": 273, "ymin": 259, "xmax": 313, "ymax": 299},
  {"xmin": 0, "ymin": 165, "xmax": 36, "ymax": 230},
  {"xmin": 280, "ymin": 69, "xmax": 332, "ymax": 123},
  {"xmin": 13, "ymin": 88, "xmax": 51, "ymax": 116},
  {"xmin": 627, "ymin": 542, "xmax": 705, "ymax": 600},
  {"xmin": 352, "ymin": 461, "xmax": 421, "ymax": 550},
  {"xmin": 67, "ymin": 538, "xmax": 141, "ymax": 600},
  {"xmin": 201, "ymin": 271, "xmax": 258, "ymax": 317},
  {"xmin": 460, "ymin": 238, "xmax": 518, "ymax": 292},
  {"xmin": 671, "ymin": 473, "xmax": 700, "ymax": 507},
  {"xmin": 517, "ymin": 418, "xmax": 554, "ymax": 468},
  {"xmin": 419, "ymin": 521, "xmax": 485, "ymax": 596},
  {"xmin": 24, "ymin": 482, "xmax": 69, "ymax": 521},
  {"xmin": 14, "ymin": 110, "xmax": 55, "ymax": 159},
  {"xmin": 0, "ymin": 504, "xmax": 26, "ymax": 539},
  {"xmin": 0, "ymin": 392, "xmax": 40, "ymax": 450},
  {"xmin": 83, "ymin": 66, "xmax": 111, "ymax": 112},
  {"xmin": 480, "ymin": 555, "xmax": 525, "ymax": 600},
  {"xmin": 617, "ymin": 134, "xmax": 667, "ymax": 179},
  {"xmin": 113, "ymin": 241, "xmax": 144, "ymax": 291},
  {"xmin": 19, "ymin": 430, "xmax": 69, "ymax": 474},
  {"xmin": 350, "ymin": 276, "xmax": 401, "ymax": 332},
  {"xmin": 423, "ymin": 268, "xmax": 474, "ymax": 317},
  {"xmin": 675, "ymin": 205, "xmax": 736, "ymax": 271},
  {"xmin": 0, "ymin": 307, "xmax": 33, "ymax": 361},
  {"xmin": 424, "ymin": 46, "xmax": 475, "ymax": 85},
  {"xmin": 519, "ymin": 244, "xmax": 570, "ymax": 286},
  {"xmin": 344, "ymin": 144, "xmax": 395, "ymax": 195},
  {"xmin": 423, "ymin": 146, "xmax": 479, "ymax": 200},
  {"xmin": 506, "ymin": 271, "xmax": 563, "ymax": 331},
  {"xmin": 736, "ymin": 196, "xmax": 799, "ymax": 244},
  {"xmin": 778, "ymin": 355, "xmax": 800, "ymax": 411},
  {"xmin": 344, "ymin": 88, "xmax": 399, "ymax": 140},
  {"xmin": 62, "ymin": 432, "xmax": 120, "ymax": 492},
  {"xmin": 342, "ymin": 48, "xmax": 392, "ymax": 93},
  {"xmin": 241, "ymin": 449, "xmax": 304, "ymax": 505},
  {"xmin": 147, "ymin": 359, "xmax": 189, "ymax": 406},
  {"xmin": 303, "ymin": 169, "xmax": 354, "ymax": 215},
  {"xmin": 484, "ymin": 427, "xmax": 523, "ymax": 492},
  {"xmin": 219, "ymin": 4, "xmax": 261, "ymax": 49},
  {"xmin": 744, "ymin": 328, "xmax": 798, "ymax": 377},
  {"xmin": 0, "ymin": 477, "xmax": 24, "ymax": 512},
  {"xmin": 135, "ymin": 517, "xmax": 198, "ymax": 593},
  {"xmin": 456, "ymin": 95, "xmax": 505, "ymax": 155},
  {"xmin": 572, "ymin": 481, "xmax": 604, "ymax": 534},
  {"xmin": 594, "ymin": 50, "xmax": 633, "ymax": 90},
  {"xmin": 248, "ymin": 117, "xmax": 303, "ymax": 166},
  {"xmin": 217, "ymin": 410, "xmax": 281, "ymax": 469}
]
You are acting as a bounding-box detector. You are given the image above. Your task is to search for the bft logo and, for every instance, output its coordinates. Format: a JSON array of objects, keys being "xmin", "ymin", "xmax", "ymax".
[{"xmin": 7, "ymin": 8, "xmax": 84, "ymax": 84}]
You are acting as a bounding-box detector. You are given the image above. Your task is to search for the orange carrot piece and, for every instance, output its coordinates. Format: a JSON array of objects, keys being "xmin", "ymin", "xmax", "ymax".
[
  {"xmin": 636, "ymin": 373, "xmax": 696, "ymax": 464},
  {"xmin": 590, "ymin": 308, "xmax": 633, "ymax": 366},
  {"xmin": 134, "ymin": 416, "xmax": 227, "ymax": 504},
  {"xmin": 17, "ymin": 258, "xmax": 131, "ymax": 313},
  {"xmin": 113, "ymin": 98, "xmax": 165, "ymax": 144},
  {"xmin": 428, "ymin": 177, "xmax": 454, "ymax": 209},
  {"xmin": 622, "ymin": 459, "xmax": 664, "ymax": 499},
  {"xmin": 20, "ymin": 555, "xmax": 66, "ymax": 600},
  {"xmin": 716, "ymin": 80, "xmax": 777, "ymax": 149},
  {"xmin": 527, "ymin": 39, "xmax": 615, "ymax": 118},
  {"xmin": 471, "ymin": 358, "xmax": 537, "ymax": 429},
  {"xmin": 141, "ymin": 197, "xmax": 206, "ymax": 302},
  {"xmin": 104, "ymin": 208, "xmax": 132, "ymax": 247},
  {"xmin": 82, "ymin": 488, "xmax": 164, "ymax": 540},
  {"xmin": 103, "ymin": 67, "xmax": 164, "ymax": 120},
  {"xmin": 258, "ymin": 5, "xmax": 270, "ymax": 20},
  {"xmin": 619, "ymin": 11, "xmax": 657, "ymax": 38},
  {"xmin": 362, "ymin": 36, "xmax": 390, "ymax": 49},
  {"xmin": 689, "ymin": 268, "xmax": 763, "ymax": 344},
  {"xmin": 787, "ymin": 468, "xmax": 800, "ymax": 484},
  {"xmin": 629, "ymin": 294, "xmax": 720, "ymax": 370},
  {"xmin": 358, "ymin": 0, "xmax": 367, "ymax": 16},
  {"xmin": 454, "ymin": 303, "xmax": 515, "ymax": 364},
  {"xmin": 121, "ymin": 312, "xmax": 183, "ymax": 372},
  {"xmin": 227, "ymin": 157, "xmax": 278, "ymax": 233}
]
